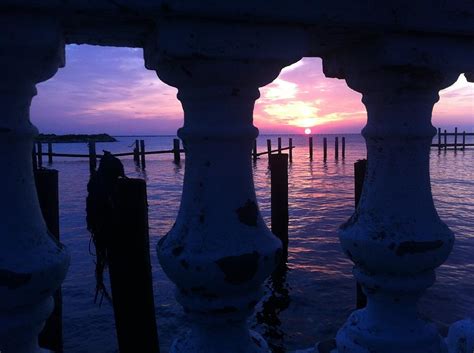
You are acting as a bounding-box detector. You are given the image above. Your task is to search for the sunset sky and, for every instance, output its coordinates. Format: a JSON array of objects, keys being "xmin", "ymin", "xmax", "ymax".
[{"xmin": 32, "ymin": 45, "xmax": 473, "ymax": 135}]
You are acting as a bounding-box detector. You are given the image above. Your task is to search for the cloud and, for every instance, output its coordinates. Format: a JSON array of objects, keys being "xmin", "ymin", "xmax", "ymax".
[{"xmin": 31, "ymin": 46, "xmax": 473, "ymax": 135}]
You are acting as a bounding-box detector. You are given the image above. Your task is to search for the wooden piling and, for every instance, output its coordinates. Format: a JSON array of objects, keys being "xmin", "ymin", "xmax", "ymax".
[
  {"xmin": 323, "ymin": 137, "xmax": 327, "ymax": 161},
  {"xmin": 309, "ymin": 136, "xmax": 313, "ymax": 161},
  {"xmin": 88, "ymin": 141, "xmax": 97, "ymax": 175},
  {"xmin": 463, "ymin": 131, "xmax": 466, "ymax": 150},
  {"xmin": 173, "ymin": 138, "xmax": 181, "ymax": 164},
  {"xmin": 342, "ymin": 137, "xmax": 346, "ymax": 159},
  {"xmin": 32, "ymin": 144, "xmax": 38, "ymax": 171},
  {"xmin": 454, "ymin": 127, "xmax": 458, "ymax": 151},
  {"xmin": 444, "ymin": 129, "xmax": 447, "ymax": 150},
  {"xmin": 354, "ymin": 159, "xmax": 367, "ymax": 207},
  {"xmin": 278, "ymin": 137, "xmax": 282, "ymax": 154},
  {"xmin": 267, "ymin": 139, "xmax": 272, "ymax": 158},
  {"xmin": 37, "ymin": 142, "xmax": 43, "ymax": 169},
  {"xmin": 335, "ymin": 137, "xmax": 339, "ymax": 160},
  {"xmin": 133, "ymin": 140, "xmax": 140, "ymax": 164},
  {"xmin": 35, "ymin": 169, "xmax": 63, "ymax": 353},
  {"xmin": 252, "ymin": 140, "xmax": 258, "ymax": 162},
  {"xmin": 438, "ymin": 128, "xmax": 441, "ymax": 150},
  {"xmin": 48, "ymin": 142, "xmax": 53, "ymax": 164},
  {"xmin": 108, "ymin": 178, "xmax": 160, "ymax": 353},
  {"xmin": 289, "ymin": 138, "xmax": 293, "ymax": 163},
  {"xmin": 270, "ymin": 154, "xmax": 289, "ymax": 258},
  {"xmin": 140, "ymin": 139, "xmax": 146, "ymax": 170},
  {"xmin": 354, "ymin": 159, "xmax": 368, "ymax": 309}
]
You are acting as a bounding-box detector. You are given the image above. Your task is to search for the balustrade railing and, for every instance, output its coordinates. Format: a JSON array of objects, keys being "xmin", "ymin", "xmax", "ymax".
[{"xmin": 1, "ymin": 6, "xmax": 474, "ymax": 353}]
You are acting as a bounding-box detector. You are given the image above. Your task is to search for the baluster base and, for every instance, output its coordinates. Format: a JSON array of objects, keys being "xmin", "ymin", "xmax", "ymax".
[{"xmin": 170, "ymin": 324, "xmax": 270, "ymax": 353}]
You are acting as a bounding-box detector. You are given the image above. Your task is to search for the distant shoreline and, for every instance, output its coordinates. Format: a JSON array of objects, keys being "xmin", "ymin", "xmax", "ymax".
[{"xmin": 37, "ymin": 133, "xmax": 117, "ymax": 143}]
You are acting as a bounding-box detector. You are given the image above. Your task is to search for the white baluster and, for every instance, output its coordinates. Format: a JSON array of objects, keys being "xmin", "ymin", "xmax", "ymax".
[
  {"xmin": 0, "ymin": 14, "xmax": 70, "ymax": 353},
  {"xmin": 321, "ymin": 43, "xmax": 462, "ymax": 353},
  {"xmin": 145, "ymin": 47, "xmax": 296, "ymax": 352}
]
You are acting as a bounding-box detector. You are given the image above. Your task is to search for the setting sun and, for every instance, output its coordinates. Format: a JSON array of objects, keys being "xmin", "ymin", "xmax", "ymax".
[{"xmin": 304, "ymin": 128, "xmax": 312, "ymax": 135}]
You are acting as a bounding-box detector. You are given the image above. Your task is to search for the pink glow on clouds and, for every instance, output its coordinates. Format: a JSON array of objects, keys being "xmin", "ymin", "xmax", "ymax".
[{"xmin": 31, "ymin": 46, "xmax": 473, "ymax": 135}]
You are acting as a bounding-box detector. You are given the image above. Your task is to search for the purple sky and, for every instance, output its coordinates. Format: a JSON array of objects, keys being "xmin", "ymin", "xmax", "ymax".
[{"xmin": 31, "ymin": 45, "xmax": 473, "ymax": 135}]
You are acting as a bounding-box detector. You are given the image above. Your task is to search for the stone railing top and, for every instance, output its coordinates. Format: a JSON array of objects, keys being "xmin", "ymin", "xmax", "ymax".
[{"xmin": 2, "ymin": 1, "xmax": 474, "ymax": 49}]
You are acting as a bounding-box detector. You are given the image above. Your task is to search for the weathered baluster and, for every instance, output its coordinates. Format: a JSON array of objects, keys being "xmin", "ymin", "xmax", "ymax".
[
  {"xmin": 145, "ymin": 23, "xmax": 300, "ymax": 351},
  {"xmin": 322, "ymin": 40, "xmax": 467, "ymax": 353},
  {"xmin": 0, "ymin": 14, "xmax": 69, "ymax": 353}
]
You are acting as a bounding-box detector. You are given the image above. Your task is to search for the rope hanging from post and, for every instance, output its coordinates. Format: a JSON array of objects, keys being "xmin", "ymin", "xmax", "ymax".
[{"xmin": 86, "ymin": 151, "xmax": 126, "ymax": 305}]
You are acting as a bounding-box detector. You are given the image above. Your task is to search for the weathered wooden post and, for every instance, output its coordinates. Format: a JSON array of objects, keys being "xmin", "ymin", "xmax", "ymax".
[
  {"xmin": 289, "ymin": 138, "xmax": 293, "ymax": 163},
  {"xmin": 140, "ymin": 139, "xmax": 146, "ymax": 170},
  {"xmin": 133, "ymin": 139, "xmax": 140, "ymax": 164},
  {"xmin": 335, "ymin": 137, "xmax": 339, "ymax": 160},
  {"xmin": 108, "ymin": 178, "xmax": 160, "ymax": 353},
  {"xmin": 32, "ymin": 144, "xmax": 38, "ymax": 171},
  {"xmin": 323, "ymin": 137, "xmax": 327, "ymax": 161},
  {"xmin": 270, "ymin": 153, "xmax": 289, "ymax": 258},
  {"xmin": 278, "ymin": 137, "xmax": 282, "ymax": 154},
  {"xmin": 342, "ymin": 137, "xmax": 346, "ymax": 159},
  {"xmin": 88, "ymin": 141, "xmax": 97, "ymax": 175},
  {"xmin": 173, "ymin": 138, "xmax": 181, "ymax": 164},
  {"xmin": 35, "ymin": 169, "xmax": 63, "ymax": 353},
  {"xmin": 438, "ymin": 128, "xmax": 442, "ymax": 150},
  {"xmin": 354, "ymin": 159, "xmax": 367, "ymax": 206},
  {"xmin": 463, "ymin": 131, "xmax": 466, "ymax": 150},
  {"xmin": 309, "ymin": 136, "xmax": 313, "ymax": 161},
  {"xmin": 252, "ymin": 140, "xmax": 258, "ymax": 162},
  {"xmin": 47, "ymin": 142, "xmax": 53, "ymax": 164},
  {"xmin": 354, "ymin": 159, "xmax": 368, "ymax": 309},
  {"xmin": 267, "ymin": 139, "xmax": 272, "ymax": 158},
  {"xmin": 444, "ymin": 129, "xmax": 447, "ymax": 150},
  {"xmin": 37, "ymin": 142, "xmax": 43, "ymax": 169},
  {"xmin": 454, "ymin": 127, "xmax": 458, "ymax": 151}
]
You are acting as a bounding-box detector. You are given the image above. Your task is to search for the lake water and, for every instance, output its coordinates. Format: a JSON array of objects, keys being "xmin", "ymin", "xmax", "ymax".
[{"xmin": 45, "ymin": 134, "xmax": 474, "ymax": 352}]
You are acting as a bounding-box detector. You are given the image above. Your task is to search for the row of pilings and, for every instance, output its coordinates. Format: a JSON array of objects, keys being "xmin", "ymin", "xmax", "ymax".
[
  {"xmin": 32, "ymin": 136, "xmax": 348, "ymax": 177},
  {"xmin": 33, "ymin": 148, "xmax": 370, "ymax": 352}
]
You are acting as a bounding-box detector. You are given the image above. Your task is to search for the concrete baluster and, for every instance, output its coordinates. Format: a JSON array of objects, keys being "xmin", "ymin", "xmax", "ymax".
[
  {"xmin": 321, "ymin": 37, "xmax": 468, "ymax": 353},
  {"xmin": 145, "ymin": 21, "xmax": 301, "ymax": 353},
  {"xmin": 0, "ymin": 14, "xmax": 70, "ymax": 353}
]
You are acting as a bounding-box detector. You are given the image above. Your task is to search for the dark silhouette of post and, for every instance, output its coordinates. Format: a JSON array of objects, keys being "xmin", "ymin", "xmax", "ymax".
[
  {"xmin": 253, "ymin": 140, "xmax": 258, "ymax": 162},
  {"xmin": 342, "ymin": 137, "xmax": 346, "ymax": 159},
  {"xmin": 267, "ymin": 139, "xmax": 272, "ymax": 159},
  {"xmin": 108, "ymin": 178, "xmax": 160, "ymax": 353},
  {"xmin": 454, "ymin": 127, "xmax": 458, "ymax": 151},
  {"xmin": 354, "ymin": 159, "xmax": 368, "ymax": 309},
  {"xmin": 463, "ymin": 131, "xmax": 466, "ymax": 150},
  {"xmin": 88, "ymin": 141, "xmax": 97, "ymax": 175},
  {"xmin": 32, "ymin": 144, "xmax": 38, "ymax": 171},
  {"xmin": 133, "ymin": 140, "xmax": 140, "ymax": 164},
  {"xmin": 35, "ymin": 169, "xmax": 63, "ymax": 353},
  {"xmin": 335, "ymin": 137, "xmax": 339, "ymax": 160},
  {"xmin": 323, "ymin": 137, "xmax": 327, "ymax": 161},
  {"xmin": 37, "ymin": 142, "xmax": 43, "ymax": 169},
  {"xmin": 48, "ymin": 142, "xmax": 53, "ymax": 164},
  {"xmin": 173, "ymin": 138, "xmax": 181, "ymax": 164},
  {"xmin": 270, "ymin": 154, "xmax": 289, "ymax": 258},
  {"xmin": 278, "ymin": 137, "xmax": 282, "ymax": 154},
  {"xmin": 438, "ymin": 128, "xmax": 442, "ymax": 150},
  {"xmin": 444, "ymin": 129, "xmax": 447, "ymax": 150},
  {"xmin": 309, "ymin": 136, "xmax": 313, "ymax": 161},
  {"xmin": 289, "ymin": 138, "xmax": 293, "ymax": 163},
  {"xmin": 140, "ymin": 139, "xmax": 146, "ymax": 169}
]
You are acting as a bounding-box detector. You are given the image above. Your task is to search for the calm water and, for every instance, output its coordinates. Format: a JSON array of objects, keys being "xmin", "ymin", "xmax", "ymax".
[{"xmin": 47, "ymin": 134, "xmax": 474, "ymax": 352}]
